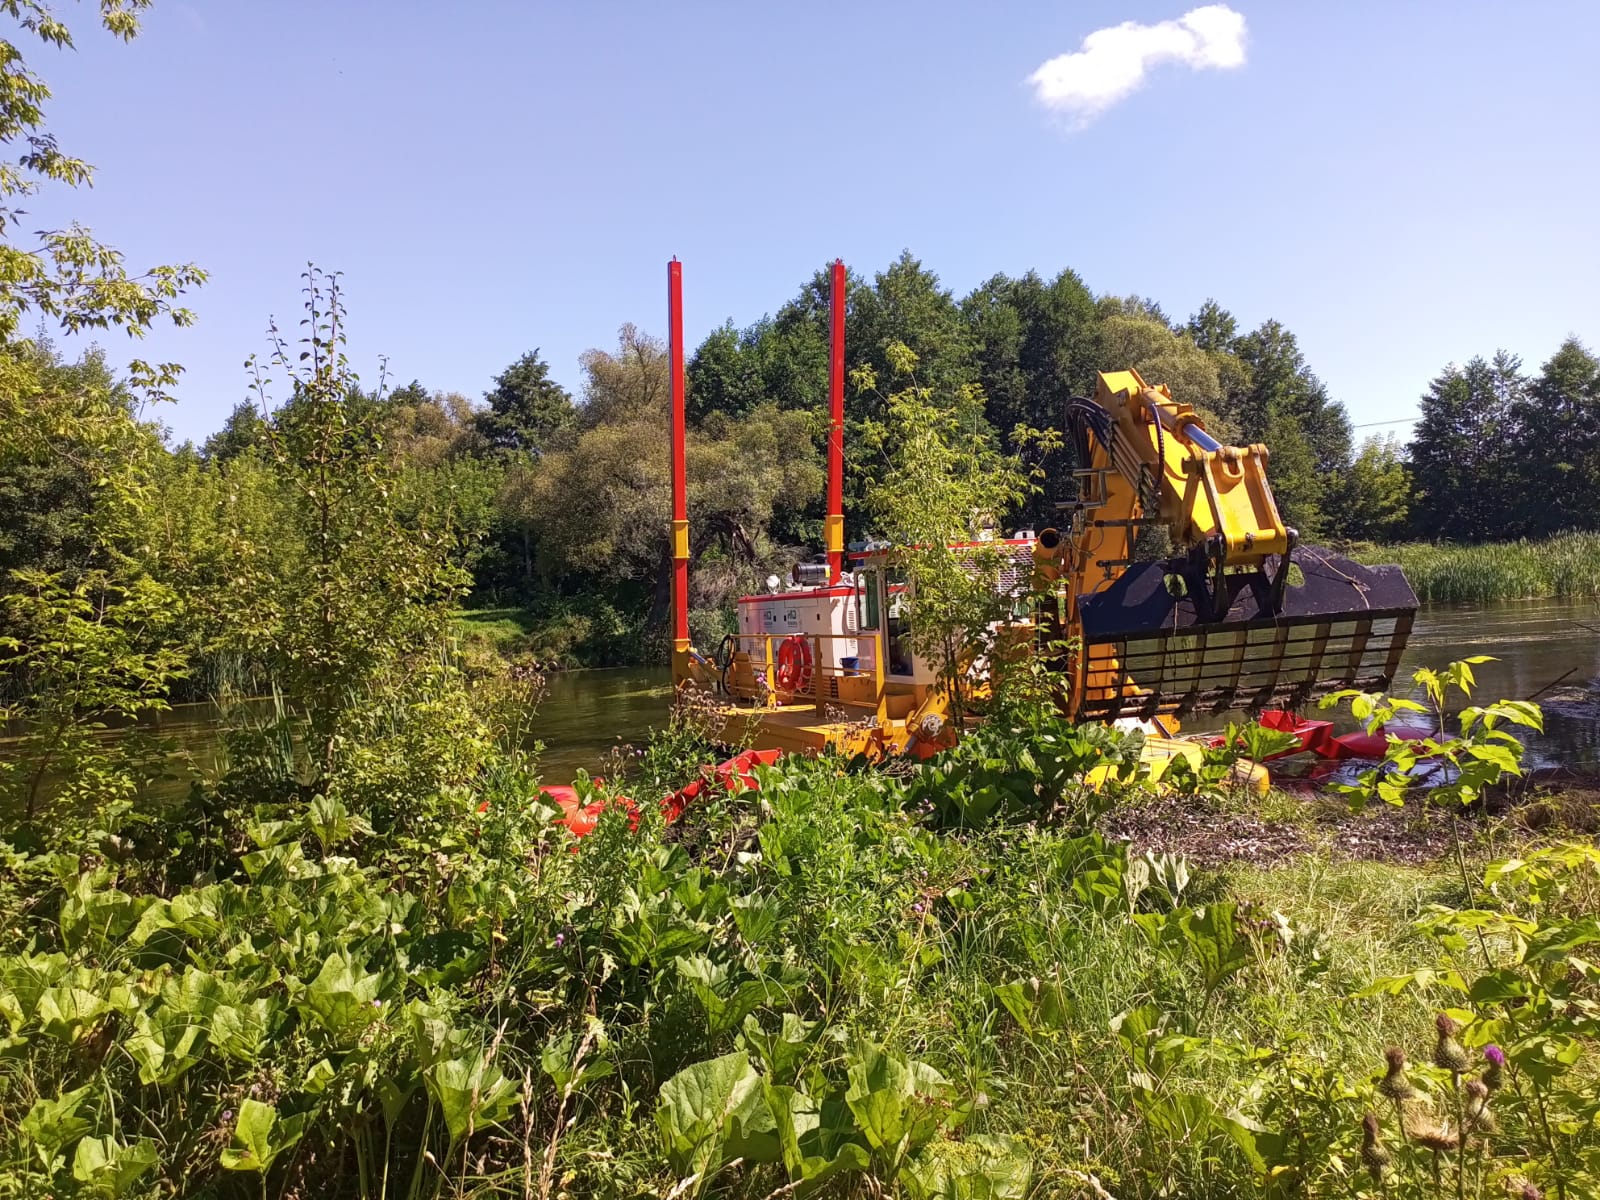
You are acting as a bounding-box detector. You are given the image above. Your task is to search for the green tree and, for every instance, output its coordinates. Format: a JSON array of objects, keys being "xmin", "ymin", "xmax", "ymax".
[
  {"xmin": 963, "ymin": 269, "xmax": 1100, "ymax": 528},
  {"xmin": 0, "ymin": 2, "xmax": 206, "ymax": 824},
  {"xmin": 0, "ymin": 340, "xmax": 132, "ymax": 588},
  {"xmin": 686, "ymin": 319, "xmax": 766, "ymax": 421},
  {"xmin": 849, "ymin": 252, "xmax": 973, "ymax": 424},
  {"xmin": 475, "ymin": 349, "xmax": 575, "ymax": 454},
  {"xmin": 1185, "ymin": 298, "xmax": 1238, "ymax": 352},
  {"xmin": 1408, "ymin": 351, "xmax": 1524, "ymax": 541},
  {"xmin": 201, "ymin": 399, "xmax": 267, "ymax": 462},
  {"xmin": 862, "ymin": 342, "xmax": 1052, "ymax": 727},
  {"xmin": 1231, "ymin": 320, "xmax": 1353, "ymax": 538},
  {"xmin": 1098, "ymin": 313, "xmax": 1232, "ymax": 437},
  {"xmin": 1326, "ymin": 434, "xmax": 1411, "ymax": 542},
  {"xmin": 384, "ymin": 384, "xmax": 484, "ymax": 467},
  {"xmin": 0, "ymin": 569, "xmax": 185, "ymax": 820},
  {"xmin": 0, "ymin": 2, "xmax": 204, "ymax": 394},
  {"xmin": 526, "ymin": 325, "xmax": 822, "ymax": 658},
  {"xmin": 216, "ymin": 269, "xmax": 475, "ymax": 797},
  {"xmin": 1509, "ymin": 337, "xmax": 1600, "ymax": 537}
]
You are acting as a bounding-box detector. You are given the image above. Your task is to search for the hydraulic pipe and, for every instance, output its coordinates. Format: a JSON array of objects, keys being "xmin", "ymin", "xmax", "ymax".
[
  {"xmin": 1153, "ymin": 401, "xmax": 1223, "ymax": 453},
  {"xmin": 669, "ymin": 259, "xmax": 690, "ymax": 683},
  {"xmin": 826, "ymin": 258, "xmax": 846, "ymax": 581}
]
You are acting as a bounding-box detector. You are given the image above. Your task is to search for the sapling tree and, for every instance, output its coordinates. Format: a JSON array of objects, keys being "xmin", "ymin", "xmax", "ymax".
[
  {"xmin": 861, "ymin": 341, "xmax": 1057, "ymax": 731},
  {"xmin": 214, "ymin": 267, "xmax": 479, "ymax": 814}
]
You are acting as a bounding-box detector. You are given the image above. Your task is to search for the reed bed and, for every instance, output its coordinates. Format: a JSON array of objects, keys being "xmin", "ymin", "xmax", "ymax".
[{"xmin": 1353, "ymin": 531, "xmax": 1600, "ymax": 604}]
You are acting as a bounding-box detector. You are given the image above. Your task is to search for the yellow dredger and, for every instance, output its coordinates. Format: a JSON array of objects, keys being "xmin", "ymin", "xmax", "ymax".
[{"xmin": 662, "ymin": 260, "xmax": 1418, "ymax": 789}]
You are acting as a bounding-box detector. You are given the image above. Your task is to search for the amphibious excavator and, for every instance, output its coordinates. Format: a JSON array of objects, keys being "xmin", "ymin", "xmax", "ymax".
[{"xmin": 663, "ymin": 260, "xmax": 1418, "ymax": 781}]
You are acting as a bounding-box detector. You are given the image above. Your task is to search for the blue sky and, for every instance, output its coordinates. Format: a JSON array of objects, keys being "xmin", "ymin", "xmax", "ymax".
[{"xmin": 28, "ymin": 1, "xmax": 1599, "ymax": 444}]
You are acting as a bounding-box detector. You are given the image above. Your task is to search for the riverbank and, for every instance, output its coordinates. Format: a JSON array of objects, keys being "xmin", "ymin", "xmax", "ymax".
[
  {"xmin": 1353, "ymin": 531, "xmax": 1600, "ymax": 604},
  {"xmin": 5, "ymin": 702, "xmax": 1594, "ymax": 1199},
  {"xmin": 455, "ymin": 601, "xmax": 654, "ymax": 669}
]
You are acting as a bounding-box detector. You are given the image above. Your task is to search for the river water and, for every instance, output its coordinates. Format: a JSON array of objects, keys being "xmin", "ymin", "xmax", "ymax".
[
  {"xmin": 532, "ymin": 600, "xmax": 1600, "ymax": 776},
  {"xmin": 13, "ymin": 600, "xmax": 1600, "ymax": 791}
]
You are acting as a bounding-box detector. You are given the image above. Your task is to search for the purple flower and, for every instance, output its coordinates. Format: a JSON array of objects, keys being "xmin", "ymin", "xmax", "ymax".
[
  {"xmin": 371, "ymin": 999, "xmax": 382, "ymax": 1009},
  {"xmin": 912, "ymin": 903, "xmax": 925, "ymax": 915},
  {"xmin": 1482, "ymin": 1043, "xmax": 1506, "ymax": 1093},
  {"xmin": 554, "ymin": 932, "xmax": 565, "ymax": 946},
  {"xmin": 223, "ymin": 1109, "xmax": 234, "ymax": 1121}
]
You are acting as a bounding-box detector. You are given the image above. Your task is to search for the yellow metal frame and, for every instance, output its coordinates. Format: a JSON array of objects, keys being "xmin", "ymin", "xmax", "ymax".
[{"xmin": 1083, "ymin": 369, "xmax": 1289, "ymax": 593}]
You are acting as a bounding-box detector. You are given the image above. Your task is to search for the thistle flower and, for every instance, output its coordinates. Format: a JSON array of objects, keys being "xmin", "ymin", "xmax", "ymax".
[
  {"xmin": 1482, "ymin": 1044, "xmax": 1505, "ymax": 1094},
  {"xmin": 1378, "ymin": 1046, "xmax": 1420, "ymax": 1102},
  {"xmin": 1433, "ymin": 1013, "xmax": 1471, "ymax": 1074},
  {"xmin": 1359, "ymin": 1113, "xmax": 1392, "ymax": 1184},
  {"xmin": 1409, "ymin": 1120, "xmax": 1460, "ymax": 1154},
  {"xmin": 1464, "ymin": 1078, "xmax": 1497, "ymax": 1135}
]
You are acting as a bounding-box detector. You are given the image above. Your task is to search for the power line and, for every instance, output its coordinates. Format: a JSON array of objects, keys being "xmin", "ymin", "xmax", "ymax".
[{"xmin": 1350, "ymin": 416, "xmax": 1419, "ymax": 429}]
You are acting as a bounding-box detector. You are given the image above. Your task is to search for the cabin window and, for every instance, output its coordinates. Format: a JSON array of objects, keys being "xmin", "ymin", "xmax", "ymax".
[
  {"xmin": 856, "ymin": 568, "xmax": 880, "ymax": 631},
  {"xmin": 886, "ymin": 569, "xmax": 914, "ymax": 676}
]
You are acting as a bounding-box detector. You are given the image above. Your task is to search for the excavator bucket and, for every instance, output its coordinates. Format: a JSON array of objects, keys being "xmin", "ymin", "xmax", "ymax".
[{"xmin": 1073, "ymin": 545, "xmax": 1418, "ymax": 722}]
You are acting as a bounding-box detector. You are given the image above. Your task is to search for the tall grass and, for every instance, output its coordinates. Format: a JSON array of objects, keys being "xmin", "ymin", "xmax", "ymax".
[{"xmin": 1353, "ymin": 531, "xmax": 1600, "ymax": 604}]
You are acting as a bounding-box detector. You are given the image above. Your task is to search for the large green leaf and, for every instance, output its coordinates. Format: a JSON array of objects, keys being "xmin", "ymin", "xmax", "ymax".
[
  {"xmin": 730, "ymin": 893, "xmax": 782, "ymax": 944},
  {"xmin": 34, "ymin": 984, "xmax": 107, "ymax": 1044},
  {"xmin": 675, "ymin": 955, "xmax": 786, "ymax": 1037},
  {"xmin": 656, "ymin": 1051, "xmax": 779, "ymax": 1181},
  {"xmin": 59, "ymin": 876, "xmax": 148, "ymax": 952},
  {"xmin": 902, "ymin": 1134, "xmax": 1034, "ymax": 1200},
  {"xmin": 741, "ymin": 1011, "xmax": 817, "ymax": 1082},
  {"xmin": 301, "ymin": 951, "xmax": 382, "ymax": 1046},
  {"xmin": 126, "ymin": 1007, "xmax": 205, "ymax": 1086},
  {"xmin": 209, "ymin": 998, "xmax": 280, "ymax": 1064},
  {"xmin": 844, "ymin": 1043, "xmax": 956, "ymax": 1163},
  {"xmin": 993, "ymin": 977, "xmax": 1073, "ymax": 1037},
  {"xmin": 766, "ymin": 1083, "xmax": 869, "ymax": 1195},
  {"xmin": 20, "ymin": 1085, "xmax": 92, "ymax": 1170},
  {"xmin": 220, "ymin": 1099, "xmax": 307, "ymax": 1172},
  {"xmin": 425, "ymin": 1055, "xmax": 519, "ymax": 1144},
  {"xmin": 540, "ymin": 1022, "xmax": 614, "ymax": 1095},
  {"xmin": 71, "ymin": 1134, "xmax": 158, "ymax": 1198}
]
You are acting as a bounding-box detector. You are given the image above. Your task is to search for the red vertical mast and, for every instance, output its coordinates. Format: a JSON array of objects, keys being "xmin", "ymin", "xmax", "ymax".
[
  {"xmin": 668, "ymin": 259, "xmax": 690, "ymax": 683},
  {"xmin": 826, "ymin": 258, "xmax": 846, "ymax": 581}
]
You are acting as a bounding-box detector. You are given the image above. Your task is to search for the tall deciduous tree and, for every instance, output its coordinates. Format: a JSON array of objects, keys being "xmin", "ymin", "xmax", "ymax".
[
  {"xmin": 0, "ymin": 2, "xmax": 205, "ymax": 825},
  {"xmin": 0, "ymin": 2, "xmax": 204, "ymax": 403},
  {"xmin": 223, "ymin": 269, "xmax": 473, "ymax": 788},
  {"xmin": 522, "ymin": 325, "xmax": 822, "ymax": 656},
  {"xmin": 964, "ymin": 269, "xmax": 1100, "ymax": 528},
  {"xmin": 1230, "ymin": 320, "xmax": 1353, "ymax": 538},
  {"xmin": 1327, "ymin": 435, "xmax": 1412, "ymax": 543}
]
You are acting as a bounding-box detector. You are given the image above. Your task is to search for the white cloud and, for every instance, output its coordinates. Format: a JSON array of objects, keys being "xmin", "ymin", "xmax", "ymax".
[{"xmin": 1028, "ymin": 5, "xmax": 1247, "ymax": 127}]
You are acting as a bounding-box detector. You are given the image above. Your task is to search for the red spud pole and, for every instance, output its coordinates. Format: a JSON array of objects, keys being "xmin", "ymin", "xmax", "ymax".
[
  {"xmin": 669, "ymin": 259, "xmax": 690, "ymax": 681},
  {"xmin": 826, "ymin": 258, "xmax": 846, "ymax": 581}
]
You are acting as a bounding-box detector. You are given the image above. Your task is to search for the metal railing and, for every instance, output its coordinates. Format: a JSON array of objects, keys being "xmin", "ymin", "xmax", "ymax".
[{"xmin": 725, "ymin": 630, "xmax": 885, "ymax": 711}]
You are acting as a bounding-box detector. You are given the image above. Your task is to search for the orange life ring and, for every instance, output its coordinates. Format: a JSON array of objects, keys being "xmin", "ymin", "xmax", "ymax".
[{"xmin": 775, "ymin": 635, "xmax": 813, "ymax": 693}]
